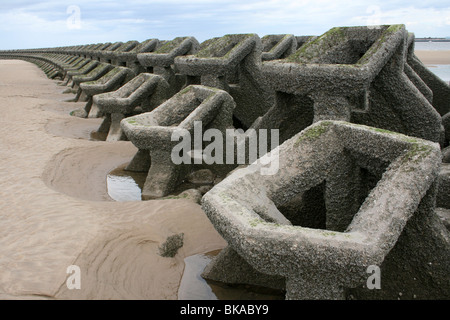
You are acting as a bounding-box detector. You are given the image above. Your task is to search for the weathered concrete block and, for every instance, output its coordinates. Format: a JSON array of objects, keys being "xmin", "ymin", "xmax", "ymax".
[
  {"xmin": 71, "ymin": 63, "xmax": 114, "ymax": 100},
  {"xmin": 65, "ymin": 60, "xmax": 100, "ymax": 87},
  {"xmin": 261, "ymin": 34, "xmax": 297, "ymax": 61},
  {"xmin": 94, "ymin": 73, "xmax": 170, "ymax": 115},
  {"xmin": 98, "ymin": 40, "xmax": 139, "ymax": 64},
  {"xmin": 93, "ymin": 73, "xmax": 170, "ymax": 141},
  {"xmin": 295, "ymin": 35, "xmax": 317, "ymax": 48},
  {"xmin": 442, "ymin": 146, "xmax": 450, "ymax": 163},
  {"xmin": 442, "ymin": 112, "xmax": 450, "ymax": 143},
  {"xmin": 202, "ymin": 121, "xmax": 447, "ymax": 299},
  {"xmin": 260, "ymin": 25, "xmax": 443, "ymax": 146},
  {"xmin": 175, "ymin": 34, "xmax": 274, "ymax": 128},
  {"xmin": 114, "ymin": 38, "xmax": 160, "ymax": 73},
  {"xmin": 138, "ymin": 37, "xmax": 199, "ymax": 68},
  {"xmin": 89, "ymin": 41, "xmax": 123, "ymax": 61},
  {"xmin": 80, "ymin": 67, "xmax": 135, "ymax": 98},
  {"xmin": 437, "ymin": 163, "xmax": 450, "ymax": 209},
  {"xmin": 79, "ymin": 66, "xmax": 136, "ymax": 118},
  {"xmin": 60, "ymin": 58, "xmax": 91, "ymax": 84},
  {"xmin": 121, "ymin": 85, "xmax": 235, "ymax": 200},
  {"xmin": 137, "ymin": 37, "xmax": 200, "ymax": 95},
  {"xmin": 435, "ymin": 208, "xmax": 450, "ymax": 231}
]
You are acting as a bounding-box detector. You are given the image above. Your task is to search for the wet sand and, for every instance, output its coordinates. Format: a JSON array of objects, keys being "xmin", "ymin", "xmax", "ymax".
[
  {"xmin": 415, "ymin": 50, "xmax": 450, "ymax": 65},
  {"xmin": 0, "ymin": 60, "xmax": 226, "ymax": 299}
]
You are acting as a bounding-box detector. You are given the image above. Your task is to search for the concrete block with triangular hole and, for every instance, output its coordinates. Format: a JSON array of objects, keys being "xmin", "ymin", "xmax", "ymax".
[
  {"xmin": 137, "ymin": 37, "xmax": 200, "ymax": 96},
  {"xmin": 202, "ymin": 120, "xmax": 449, "ymax": 300},
  {"xmin": 258, "ymin": 25, "xmax": 443, "ymax": 147},
  {"xmin": 93, "ymin": 73, "xmax": 170, "ymax": 141},
  {"xmin": 121, "ymin": 85, "xmax": 235, "ymax": 200},
  {"xmin": 79, "ymin": 66, "xmax": 136, "ymax": 118},
  {"xmin": 175, "ymin": 33, "xmax": 274, "ymax": 128}
]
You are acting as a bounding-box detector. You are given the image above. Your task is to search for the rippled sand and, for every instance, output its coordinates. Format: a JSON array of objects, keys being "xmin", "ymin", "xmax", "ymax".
[{"xmin": 0, "ymin": 60, "xmax": 226, "ymax": 300}]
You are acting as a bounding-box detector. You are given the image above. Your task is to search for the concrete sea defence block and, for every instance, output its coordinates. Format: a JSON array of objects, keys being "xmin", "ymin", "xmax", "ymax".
[
  {"xmin": 202, "ymin": 120, "xmax": 448, "ymax": 299},
  {"xmin": 261, "ymin": 34, "xmax": 297, "ymax": 61},
  {"xmin": 137, "ymin": 36, "xmax": 200, "ymax": 95},
  {"xmin": 94, "ymin": 72, "xmax": 170, "ymax": 141},
  {"xmin": 121, "ymin": 85, "xmax": 235, "ymax": 200},
  {"xmin": 175, "ymin": 33, "xmax": 275, "ymax": 128},
  {"xmin": 79, "ymin": 66, "xmax": 136, "ymax": 117},
  {"xmin": 260, "ymin": 25, "xmax": 443, "ymax": 146}
]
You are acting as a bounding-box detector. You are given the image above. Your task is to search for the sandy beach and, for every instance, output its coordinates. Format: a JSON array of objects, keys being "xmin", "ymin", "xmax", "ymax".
[
  {"xmin": 0, "ymin": 60, "xmax": 226, "ymax": 299},
  {"xmin": 415, "ymin": 50, "xmax": 450, "ymax": 65}
]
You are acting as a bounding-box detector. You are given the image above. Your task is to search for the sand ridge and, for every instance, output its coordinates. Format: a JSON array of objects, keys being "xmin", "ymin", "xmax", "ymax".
[{"xmin": 0, "ymin": 60, "xmax": 226, "ymax": 300}]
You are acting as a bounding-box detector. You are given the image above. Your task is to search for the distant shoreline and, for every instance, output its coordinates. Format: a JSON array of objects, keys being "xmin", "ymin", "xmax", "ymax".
[
  {"xmin": 414, "ymin": 50, "xmax": 450, "ymax": 65},
  {"xmin": 415, "ymin": 38, "xmax": 450, "ymax": 42}
]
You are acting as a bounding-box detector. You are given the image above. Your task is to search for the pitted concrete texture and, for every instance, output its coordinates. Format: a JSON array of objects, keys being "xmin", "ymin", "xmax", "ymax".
[
  {"xmin": 121, "ymin": 85, "xmax": 235, "ymax": 200},
  {"xmin": 80, "ymin": 67, "xmax": 135, "ymax": 98},
  {"xmin": 442, "ymin": 146, "xmax": 450, "ymax": 163},
  {"xmin": 71, "ymin": 63, "xmax": 114, "ymax": 94},
  {"xmin": 114, "ymin": 38, "xmax": 161, "ymax": 73},
  {"xmin": 437, "ymin": 163, "xmax": 450, "ymax": 210},
  {"xmin": 94, "ymin": 73, "xmax": 170, "ymax": 141},
  {"xmin": 202, "ymin": 121, "xmax": 448, "ymax": 300},
  {"xmin": 260, "ymin": 25, "xmax": 443, "ymax": 146},
  {"xmin": 442, "ymin": 112, "xmax": 450, "ymax": 143},
  {"xmin": 89, "ymin": 41, "xmax": 123, "ymax": 61},
  {"xmin": 137, "ymin": 37, "xmax": 200, "ymax": 95},
  {"xmin": 137, "ymin": 37, "xmax": 200, "ymax": 68},
  {"xmin": 79, "ymin": 66, "xmax": 136, "ymax": 118},
  {"xmin": 175, "ymin": 34, "xmax": 274, "ymax": 128},
  {"xmin": 261, "ymin": 34, "xmax": 297, "ymax": 61},
  {"xmin": 98, "ymin": 40, "xmax": 139, "ymax": 63},
  {"xmin": 66, "ymin": 60, "xmax": 99, "ymax": 80}
]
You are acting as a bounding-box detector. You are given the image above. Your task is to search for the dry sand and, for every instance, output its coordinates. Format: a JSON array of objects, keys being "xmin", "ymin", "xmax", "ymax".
[
  {"xmin": 415, "ymin": 50, "xmax": 450, "ymax": 65},
  {"xmin": 0, "ymin": 60, "xmax": 226, "ymax": 300}
]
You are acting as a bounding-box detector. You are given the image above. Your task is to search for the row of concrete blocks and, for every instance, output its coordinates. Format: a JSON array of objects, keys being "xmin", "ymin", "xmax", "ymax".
[
  {"xmin": 1, "ymin": 24, "xmax": 449, "ymax": 299},
  {"xmin": 2, "ymin": 26, "xmax": 450, "ymax": 144},
  {"xmin": 0, "ymin": 34, "xmax": 314, "ymax": 128}
]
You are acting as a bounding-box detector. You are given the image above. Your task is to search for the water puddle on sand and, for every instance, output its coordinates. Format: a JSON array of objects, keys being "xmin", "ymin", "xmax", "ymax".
[
  {"xmin": 178, "ymin": 250, "xmax": 285, "ymax": 300},
  {"xmin": 106, "ymin": 164, "xmax": 147, "ymax": 202},
  {"xmin": 107, "ymin": 164, "xmax": 213, "ymax": 202},
  {"xmin": 107, "ymin": 166, "xmax": 285, "ymax": 300}
]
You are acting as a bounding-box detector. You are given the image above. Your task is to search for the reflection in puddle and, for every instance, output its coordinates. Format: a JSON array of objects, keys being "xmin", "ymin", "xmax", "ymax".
[
  {"xmin": 107, "ymin": 164, "xmax": 216, "ymax": 202},
  {"xmin": 107, "ymin": 164, "xmax": 147, "ymax": 202},
  {"xmin": 107, "ymin": 167, "xmax": 284, "ymax": 299},
  {"xmin": 178, "ymin": 252, "xmax": 218, "ymax": 300},
  {"xmin": 178, "ymin": 251, "xmax": 285, "ymax": 300}
]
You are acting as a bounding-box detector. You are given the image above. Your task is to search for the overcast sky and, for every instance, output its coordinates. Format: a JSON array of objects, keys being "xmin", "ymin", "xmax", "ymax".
[{"xmin": 1, "ymin": 0, "xmax": 449, "ymax": 50}]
